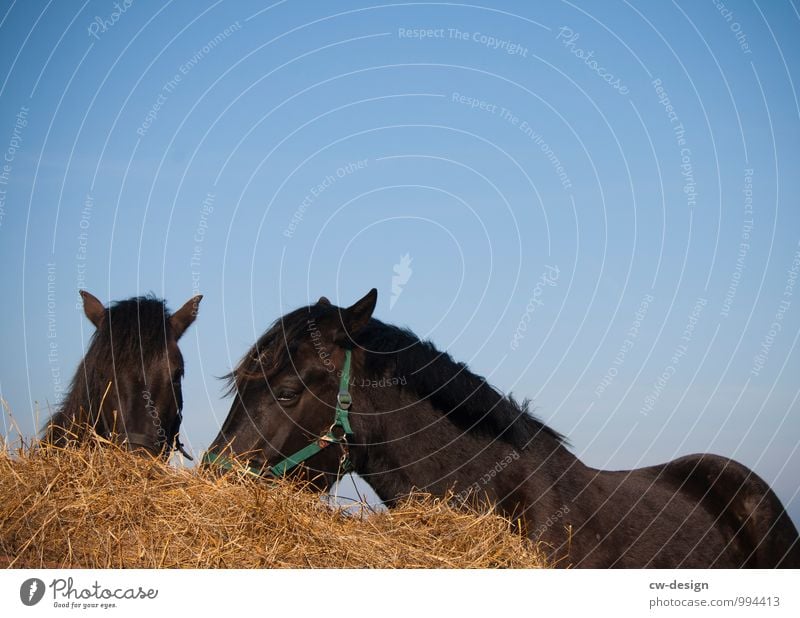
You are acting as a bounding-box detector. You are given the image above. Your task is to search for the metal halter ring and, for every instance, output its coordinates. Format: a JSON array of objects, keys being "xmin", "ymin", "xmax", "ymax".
[{"xmin": 337, "ymin": 391, "xmax": 352, "ymax": 409}]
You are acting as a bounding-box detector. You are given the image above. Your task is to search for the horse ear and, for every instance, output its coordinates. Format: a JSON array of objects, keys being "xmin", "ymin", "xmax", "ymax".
[
  {"xmin": 80, "ymin": 290, "xmax": 106, "ymax": 328},
  {"xmin": 317, "ymin": 296, "xmax": 331, "ymax": 306},
  {"xmin": 170, "ymin": 295, "xmax": 203, "ymax": 340},
  {"xmin": 337, "ymin": 288, "xmax": 377, "ymax": 342}
]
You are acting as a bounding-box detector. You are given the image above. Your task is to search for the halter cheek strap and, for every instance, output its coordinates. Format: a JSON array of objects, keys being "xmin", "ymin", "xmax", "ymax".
[{"xmin": 203, "ymin": 349, "xmax": 355, "ymax": 478}]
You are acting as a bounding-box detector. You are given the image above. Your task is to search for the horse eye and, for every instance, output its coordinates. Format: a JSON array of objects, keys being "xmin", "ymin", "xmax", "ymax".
[{"xmin": 275, "ymin": 390, "xmax": 298, "ymax": 402}]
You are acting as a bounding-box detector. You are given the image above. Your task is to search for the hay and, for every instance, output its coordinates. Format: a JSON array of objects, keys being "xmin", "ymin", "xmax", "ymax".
[{"xmin": 0, "ymin": 437, "xmax": 548, "ymax": 568}]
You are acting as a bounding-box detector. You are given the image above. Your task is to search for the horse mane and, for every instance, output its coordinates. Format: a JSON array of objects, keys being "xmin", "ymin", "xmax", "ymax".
[
  {"xmin": 225, "ymin": 304, "xmax": 328, "ymax": 396},
  {"xmin": 46, "ymin": 296, "xmax": 172, "ymax": 440},
  {"xmin": 228, "ymin": 303, "xmax": 565, "ymax": 450},
  {"xmin": 355, "ymin": 319, "xmax": 566, "ymax": 449}
]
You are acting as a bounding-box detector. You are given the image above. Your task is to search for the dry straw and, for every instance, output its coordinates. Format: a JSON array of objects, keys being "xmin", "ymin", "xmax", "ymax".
[{"xmin": 0, "ymin": 433, "xmax": 548, "ymax": 568}]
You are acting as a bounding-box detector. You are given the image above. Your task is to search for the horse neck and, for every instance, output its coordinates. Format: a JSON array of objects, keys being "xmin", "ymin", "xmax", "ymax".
[{"xmin": 350, "ymin": 386, "xmax": 581, "ymax": 510}]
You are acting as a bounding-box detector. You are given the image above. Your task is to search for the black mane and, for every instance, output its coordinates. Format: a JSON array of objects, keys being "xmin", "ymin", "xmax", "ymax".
[
  {"xmin": 47, "ymin": 296, "xmax": 172, "ymax": 435},
  {"xmin": 356, "ymin": 319, "xmax": 565, "ymax": 449},
  {"xmin": 229, "ymin": 303, "xmax": 564, "ymax": 450},
  {"xmin": 225, "ymin": 304, "xmax": 323, "ymax": 395}
]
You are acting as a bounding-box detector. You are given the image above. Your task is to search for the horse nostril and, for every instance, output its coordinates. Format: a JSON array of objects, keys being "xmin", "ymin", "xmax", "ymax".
[{"xmin": 122, "ymin": 440, "xmax": 160, "ymax": 459}]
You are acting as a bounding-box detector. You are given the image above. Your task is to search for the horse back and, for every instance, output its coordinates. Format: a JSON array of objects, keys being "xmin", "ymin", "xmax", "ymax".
[{"xmin": 661, "ymin": 454, "xmax": 800, "ymax": 567}]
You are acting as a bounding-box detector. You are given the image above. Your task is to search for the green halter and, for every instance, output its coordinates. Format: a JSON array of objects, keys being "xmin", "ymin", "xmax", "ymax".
[{"xmin": 203, "ymin": 349, "xmax": 355, "ymax": 478}]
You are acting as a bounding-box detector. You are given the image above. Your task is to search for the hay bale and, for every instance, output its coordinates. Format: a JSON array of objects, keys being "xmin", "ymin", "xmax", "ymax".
[{"xmin": 0, "ymin": 439, "xmax": 547, "ymax": 568}]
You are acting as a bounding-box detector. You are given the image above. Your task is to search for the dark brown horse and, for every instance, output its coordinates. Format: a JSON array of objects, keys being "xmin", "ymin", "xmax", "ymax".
[
  {"xmin": 45, "ymin": 291, "xmax": 201, "ymax": 459},
  {"xmin": 206, "ymin": 289, "xmax": 799, "ymax": 567}
]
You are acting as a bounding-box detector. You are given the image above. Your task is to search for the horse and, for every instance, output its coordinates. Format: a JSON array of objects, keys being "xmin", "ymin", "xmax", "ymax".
[
  {"xmin": 205, "ymin": 289, "xmax": 800, "ymax": 567},
  {"xmin": 44, "ymin": 291, "xmax": 202, "ymax": 460}
]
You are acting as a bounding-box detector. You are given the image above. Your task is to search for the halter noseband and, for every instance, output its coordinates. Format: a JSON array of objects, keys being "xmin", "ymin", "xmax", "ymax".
[{"xmin": 203, "ymin": 349, "xmax": 355, "ymax": 479}]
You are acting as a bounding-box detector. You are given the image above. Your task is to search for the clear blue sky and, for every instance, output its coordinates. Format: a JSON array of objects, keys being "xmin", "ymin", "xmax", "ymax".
[{"xmin": 1, "ymin": 1, "xmax": 798, "ymax": 521}]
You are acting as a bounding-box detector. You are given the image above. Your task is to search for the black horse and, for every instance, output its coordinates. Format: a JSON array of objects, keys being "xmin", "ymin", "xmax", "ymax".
[
  {"xmin": 206, "ymin": 289, "xmax": 799, "ymax": 567},
  {"xmin": 45, "ymin": 291, "xmax": 201, "ymax": 459}
]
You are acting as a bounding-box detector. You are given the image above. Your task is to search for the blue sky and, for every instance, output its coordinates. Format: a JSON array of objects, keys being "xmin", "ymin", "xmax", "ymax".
[{"xmin": 1, "ymin": 1, "xmax": 799, "ymax": 521}]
